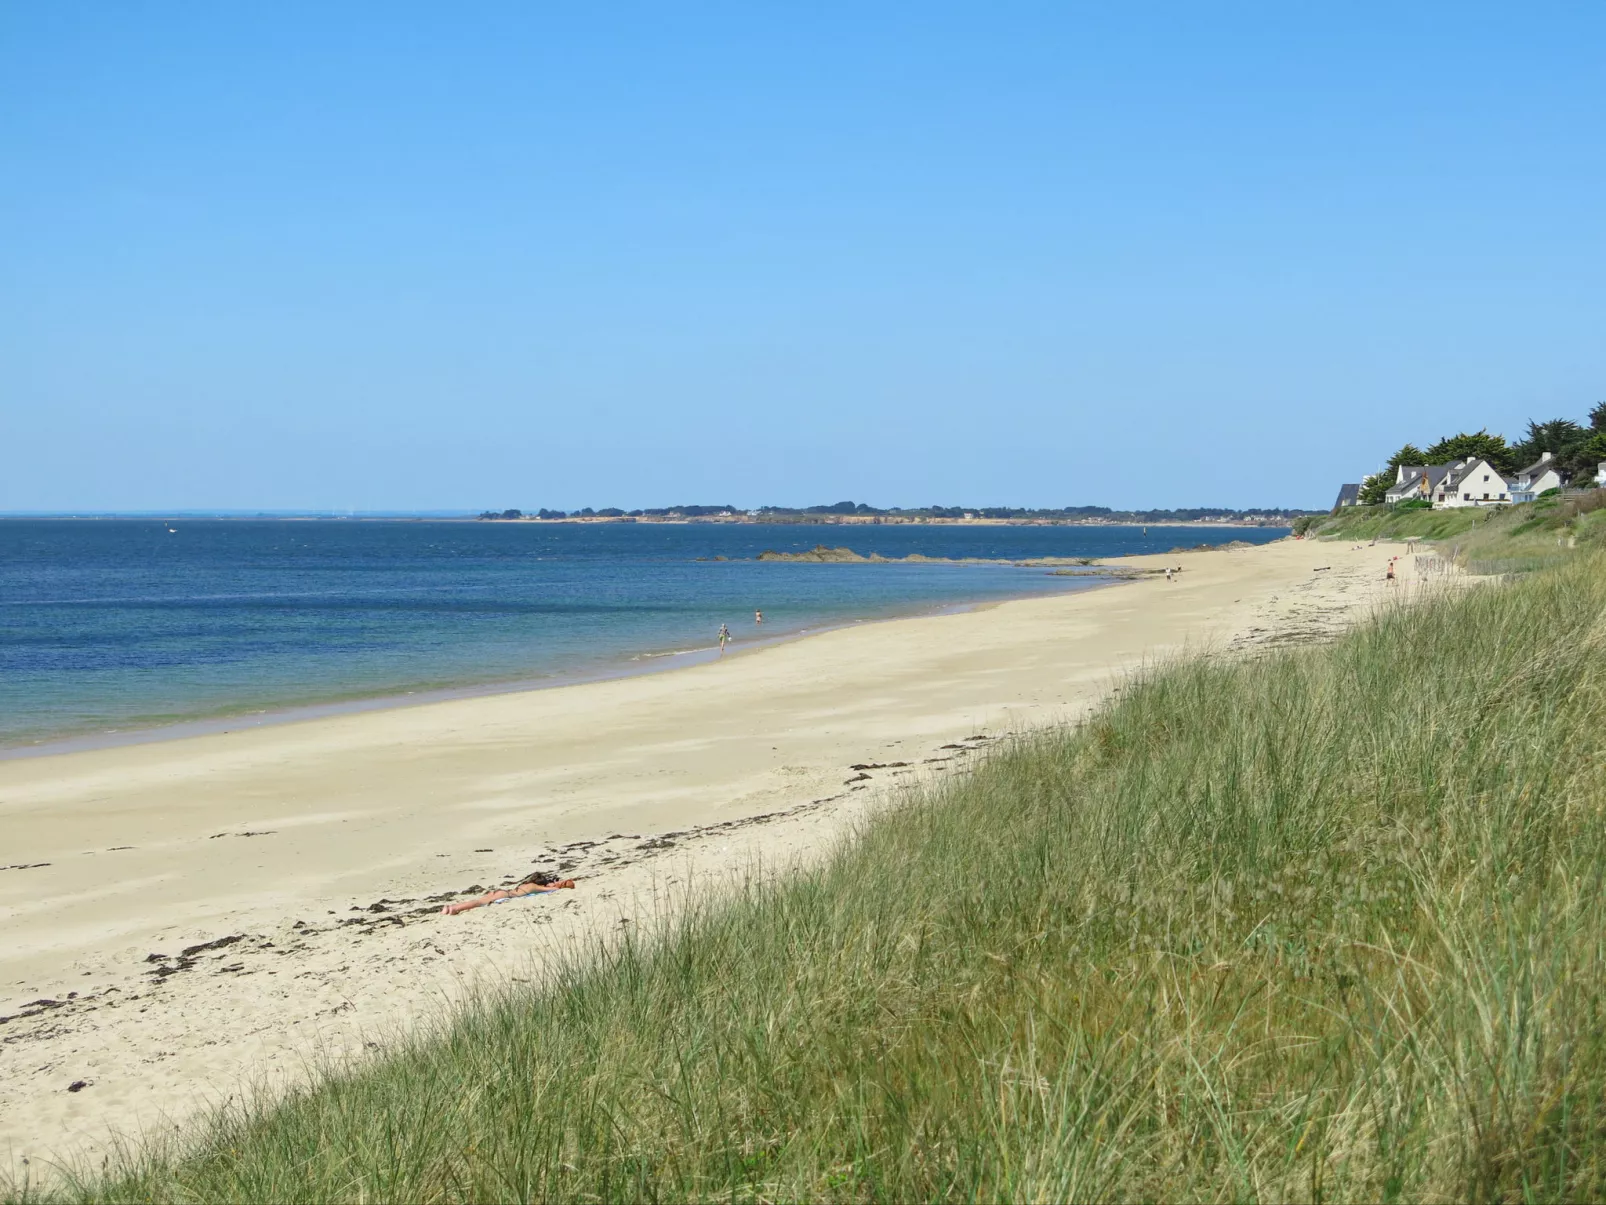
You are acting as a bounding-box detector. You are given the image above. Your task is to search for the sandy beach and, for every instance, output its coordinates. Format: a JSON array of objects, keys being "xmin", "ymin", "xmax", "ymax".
[{"xmin": 0, "ymin": 537, "xmax": 1427, "ymax": 1176}]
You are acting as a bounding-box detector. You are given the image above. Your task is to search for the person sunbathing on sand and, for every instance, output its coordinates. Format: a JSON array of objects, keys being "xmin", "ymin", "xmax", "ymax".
[{"xmin": 440, "ymin": 871, "xmax": 576, "ymax": 915}]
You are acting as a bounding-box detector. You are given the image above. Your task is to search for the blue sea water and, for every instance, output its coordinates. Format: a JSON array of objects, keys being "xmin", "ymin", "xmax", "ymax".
[{"xmin": 0, "ymin": 519, "xmax": 1287, "ymax": 751}]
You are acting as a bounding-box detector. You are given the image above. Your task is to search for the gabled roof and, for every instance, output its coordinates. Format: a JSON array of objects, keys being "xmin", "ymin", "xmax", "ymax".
[
  {"xmin": 1385, "ymin": 466, "xmax": 1430, "ymax": 497},
  {"xmin": 1386, "ymin": 463, "xmax": 1459, "ymax": 497},
  {"xmin": 1515, "ymin": 455, "xmax": 1561, "ymax": 480},
  {"xmin": 1442, "ymin": 457, "xmax": 1512, "ymax": 491},
  {"xmin": 1334, "ymin": 483, "xmax": 1360, "ymax": 506}
]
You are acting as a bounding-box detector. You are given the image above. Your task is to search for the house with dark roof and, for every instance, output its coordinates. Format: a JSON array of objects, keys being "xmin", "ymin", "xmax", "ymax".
[
  {"xmin": 1510, "ymin": 451, "xmax": 1566, "ymax": 502},
  {"xmin": 1333, "ymin": 483, "xmax": 1360, "ymax": 509},
  {"xmin": 1381, "ymin": 459, "xmax": 1514, "ymax": 509},
  {"xmin": 1434, "ymin": 458, "xmax": 1511, "ymax": 508},
  {"xmin": 1384, "ymin": 463, "xmax": 1456, "ymax": 505}
]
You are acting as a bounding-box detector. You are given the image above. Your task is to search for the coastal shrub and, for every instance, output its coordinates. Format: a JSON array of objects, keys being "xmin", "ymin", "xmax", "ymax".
[
  {"xmin": 28, "ymin": 552, "xmax": 1606, "ymax": 1204},
  {"xmin": 1561, "ymin": 487, "xmax": 1606, "ymax": 520}
]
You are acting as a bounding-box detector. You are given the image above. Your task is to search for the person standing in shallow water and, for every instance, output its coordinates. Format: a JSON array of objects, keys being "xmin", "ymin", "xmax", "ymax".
[{"xmin": 754, "ymin": 610, "xmax": 763, "ymax": 625}]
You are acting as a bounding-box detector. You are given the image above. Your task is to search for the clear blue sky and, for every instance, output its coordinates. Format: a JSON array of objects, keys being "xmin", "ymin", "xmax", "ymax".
[{"xmin": 3, "ymin": 3, "xmax": 1602, "ymax": 512}]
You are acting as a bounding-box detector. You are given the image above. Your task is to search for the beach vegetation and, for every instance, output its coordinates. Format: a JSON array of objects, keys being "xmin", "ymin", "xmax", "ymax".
[
  {"xmin": 23, "ymin": 541, "xmax": 1606, "ymax": 1203},
  {"xmin": 1311, "ymin": 488, "xmax": 1606, "ymax": 576}
]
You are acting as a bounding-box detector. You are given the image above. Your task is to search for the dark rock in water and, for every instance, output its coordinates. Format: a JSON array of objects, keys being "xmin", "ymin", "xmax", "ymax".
[{"xmin": 757, "ymin": 545, "xmax": 870, "ymax": 563}]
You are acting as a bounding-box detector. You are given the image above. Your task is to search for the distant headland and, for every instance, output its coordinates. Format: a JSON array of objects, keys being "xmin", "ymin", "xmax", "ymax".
[{"xmin": 476, "ymin": 501, "xmax": 1311, "ymax": 527}]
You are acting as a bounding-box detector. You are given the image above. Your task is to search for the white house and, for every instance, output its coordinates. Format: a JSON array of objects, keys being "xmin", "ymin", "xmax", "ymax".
[
  {"xmin": 1433, "ymin": 458, "xmax": 1511, "ymax": 508},
  {"xmin": 1596, "ymin": 461, "xmax": 1606, "ymax": 488},
  {"xmin": 1385, "ymin": 463, "xmax": 1457, "ymax": 505},
  {"xmin": 1510, "ymin": 451, "xmax": 1566, "ymax": 503}
]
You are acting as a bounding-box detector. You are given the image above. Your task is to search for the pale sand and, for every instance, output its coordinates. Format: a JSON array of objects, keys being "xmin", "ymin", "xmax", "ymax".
[{"xmin": 0, "ymin": 538, "xmax": 1429, "ymax": 1175}]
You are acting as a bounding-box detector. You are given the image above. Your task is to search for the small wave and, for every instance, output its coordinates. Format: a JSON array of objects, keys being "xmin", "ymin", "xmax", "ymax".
[{"xmin": 630, "ymin": 648, "xmax": 706, "ymax": 660}]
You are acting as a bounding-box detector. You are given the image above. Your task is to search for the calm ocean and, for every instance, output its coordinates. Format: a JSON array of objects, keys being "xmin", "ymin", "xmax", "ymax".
[{"xmin": 0, "ymin": 519, "xmax": 1286, "ymax": 752}]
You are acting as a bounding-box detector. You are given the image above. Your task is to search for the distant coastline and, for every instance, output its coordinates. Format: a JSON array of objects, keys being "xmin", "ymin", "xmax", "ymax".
[
  {"xmin": 1, "ymin": 505, "xmax": 1313, "ymax": 526},
  {"xmin": 3, "ymin": 514, "xmax": 1295, "ymax": 527},
  {"xmin": 475, "ymin": 511, "xmax": 1306, "ymax": 528}
]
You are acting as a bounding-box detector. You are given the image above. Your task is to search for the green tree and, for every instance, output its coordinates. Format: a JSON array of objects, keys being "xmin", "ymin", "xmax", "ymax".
[
  {"xmin": 1386, "ymin": 443, "xmax": 1427, "ymax": 471},
  {"xmin": 1425, "ymin": 429, "xmax": 1515, "ymax": 473},
  {"xmin": 1358, "ymin": 472, "xmax": 1392, "ymax": 505},
  {"xmin": 1589, "ymin": 401, "xmax": 1606, "ymax": 433},
  {"xmin": 1510, "ymin": 418, "xmax": 1586, "ymax": 469},
  {"xmin": 1564, "ymin": 430, "xmax": 1606, "ymax": 481}
]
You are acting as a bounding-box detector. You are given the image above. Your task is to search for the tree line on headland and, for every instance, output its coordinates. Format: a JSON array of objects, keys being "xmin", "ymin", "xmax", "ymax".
[
  {"xmin": 478, "ymin": 502, "xmax": 1313, "ymax": 523},
  {"xmin": 1358, "ymin": 402, "xmax": 1606, "ymax": 504}
]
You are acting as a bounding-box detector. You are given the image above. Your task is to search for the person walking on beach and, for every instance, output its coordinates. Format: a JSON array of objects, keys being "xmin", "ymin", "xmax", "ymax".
[
  {"xmin": 440, "ymin": 871, "xmax": 576, "ymax": 915},
  {"xmin": 718, "ymin": 623, "xmax": 732, "ymax": 654},
  {"xmin": 1386, "ymin": 561, "xmax": 1397, "ymax": 585},
  {"xmin": 1164, "ymin": 567, "xmax": 1173, "ymax": 582}
]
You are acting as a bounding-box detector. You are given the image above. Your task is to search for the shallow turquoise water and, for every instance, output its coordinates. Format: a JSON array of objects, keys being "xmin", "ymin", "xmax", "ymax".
[{"xmin": 0, "ymin": 519, "xmax": 1286, "ymax": 749}]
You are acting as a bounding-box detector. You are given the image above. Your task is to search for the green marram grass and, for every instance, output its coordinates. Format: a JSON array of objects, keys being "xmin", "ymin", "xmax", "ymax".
[
  {"xmin": 16, "ymin": 552, "xmax": 1606, "ymax": 1203},
  {"xmin": 1299, "ymin": 502, "xmax": 1487, "ymax": 543}
]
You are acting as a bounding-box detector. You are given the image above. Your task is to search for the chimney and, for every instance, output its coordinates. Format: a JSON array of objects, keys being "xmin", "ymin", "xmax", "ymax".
[{"xmin": 1540, "ymin": 450, "xmax": 1552, "ymax": 462}]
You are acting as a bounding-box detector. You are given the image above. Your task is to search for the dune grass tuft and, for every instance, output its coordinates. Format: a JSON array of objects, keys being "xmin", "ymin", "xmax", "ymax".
[{"xmin": 19, "ymin": 552, "xmax": 1606, "ymax": 1203}]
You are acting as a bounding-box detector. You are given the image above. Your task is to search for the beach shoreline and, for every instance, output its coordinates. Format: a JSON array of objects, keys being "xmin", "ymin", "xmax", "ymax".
[
  {"xmin": 0, "ymin": 575, "xmax": 1117, "ymax": 763},
  {"xmin": 0, "ymin": 537, "xmax": 1423, "ymax": 1178}
]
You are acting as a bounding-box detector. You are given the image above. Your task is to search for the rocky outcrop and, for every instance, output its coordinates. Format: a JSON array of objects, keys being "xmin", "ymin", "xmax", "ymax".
[{"xmin": 757, "ymin": 545, "xmax": 872, "ymax": 562}]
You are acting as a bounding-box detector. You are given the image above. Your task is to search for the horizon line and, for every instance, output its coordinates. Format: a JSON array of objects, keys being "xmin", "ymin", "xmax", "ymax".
[{"xmin": 0, "ymin": 505, "xmax": 1320, "ymax": 520}]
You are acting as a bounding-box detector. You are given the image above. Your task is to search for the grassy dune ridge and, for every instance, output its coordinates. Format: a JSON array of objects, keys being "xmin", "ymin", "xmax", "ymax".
[{"xmin": 25, "ymin": 552, "xmax": 1606, "ymax": 1202}]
